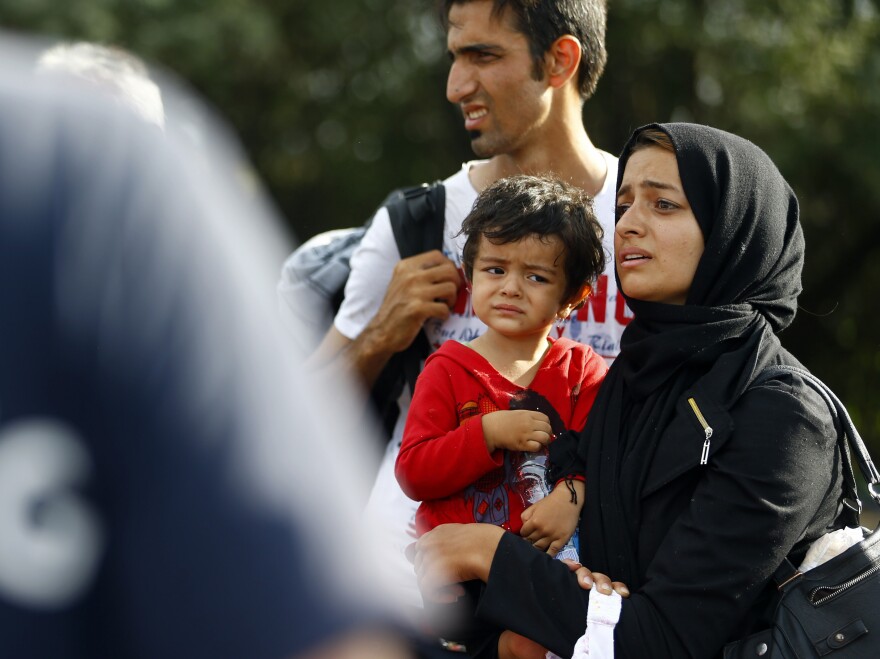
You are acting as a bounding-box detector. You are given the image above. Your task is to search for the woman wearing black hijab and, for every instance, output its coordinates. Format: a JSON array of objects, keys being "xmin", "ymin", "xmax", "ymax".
[{"xmin": 411, "ymin": 123, "xmax": 849, "ymax": 658}]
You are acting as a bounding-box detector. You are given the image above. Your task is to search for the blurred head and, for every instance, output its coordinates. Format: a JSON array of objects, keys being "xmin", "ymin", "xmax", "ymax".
[
  {"xmin": 615, "ymin": 123, "xmax": 803, "ymax": 330},
  {"xmin": 461, "ymin": 174, "xmax": 604, "ymax": 312},
  {"xmin": 37, "ymin": 41, "xmax": 165, "ymax": 128},
  {"xmin": 440, "ymin": 0, "xmax": 608, "ymax": 100}
]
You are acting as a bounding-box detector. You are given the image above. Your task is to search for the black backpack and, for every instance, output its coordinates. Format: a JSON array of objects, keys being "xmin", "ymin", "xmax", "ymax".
[{"xmin": 277, "ymin": 181, "xmax": 446, "ymax": 438}]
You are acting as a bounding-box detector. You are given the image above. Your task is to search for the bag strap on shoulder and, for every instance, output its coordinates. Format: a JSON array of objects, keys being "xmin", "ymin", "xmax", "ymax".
[
  {"xmin": 387, "ymin": 180, "xmax": 446, "ymax": 258},
  {"xmin": 380, "ymin": 181, "xmax": 446, "ymax": 398}
]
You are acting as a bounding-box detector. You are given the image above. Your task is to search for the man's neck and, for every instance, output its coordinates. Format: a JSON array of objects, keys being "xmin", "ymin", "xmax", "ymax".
[{"xmin": 468, "ymin": 128, "xmax": 609, "ymax": 198}]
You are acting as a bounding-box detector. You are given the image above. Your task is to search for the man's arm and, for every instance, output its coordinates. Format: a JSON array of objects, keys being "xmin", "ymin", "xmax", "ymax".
[{"xmin": 314, "ymin": 249, "xmax": 461, "ymax": 389}]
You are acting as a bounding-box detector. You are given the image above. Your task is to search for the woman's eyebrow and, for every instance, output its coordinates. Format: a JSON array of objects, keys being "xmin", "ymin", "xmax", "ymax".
[
  {"xmin": 617, "ymin": 179, "xmax": 682, "ymax": 198},
  {"xmin": 642, "ymin": 179, "xmax": 681, "ymax": 192}
]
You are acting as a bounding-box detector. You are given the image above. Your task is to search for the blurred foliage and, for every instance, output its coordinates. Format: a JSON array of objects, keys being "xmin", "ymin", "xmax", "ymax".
[{"xmin": 2, "ymin": 0, "xmax": 879, "ymax": 477}]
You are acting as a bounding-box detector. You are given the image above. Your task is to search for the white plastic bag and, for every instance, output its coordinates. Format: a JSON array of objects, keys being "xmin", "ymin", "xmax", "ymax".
[
  {"xmin": 563, "ymin": 588, "xmax": 623, "ymax": 659},
  {"xmin": 797, "ymin": 526, "xmax": 865, "ymax": 573}
]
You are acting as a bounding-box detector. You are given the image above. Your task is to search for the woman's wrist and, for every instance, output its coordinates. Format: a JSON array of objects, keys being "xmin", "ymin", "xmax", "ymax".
[
  {"xmin": 468, "ymin": 524, "xmax": 506, "ymax": 582},
  {"xmin": 413, "ymin": 523, "xmax": 507, "ymax": 602}
]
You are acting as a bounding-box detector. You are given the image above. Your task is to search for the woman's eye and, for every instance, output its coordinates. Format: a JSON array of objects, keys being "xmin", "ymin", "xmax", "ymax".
[
  {"xmin": 657, "ymin": 199, "xmax": 678, "ymax": 211},
  {"xmin": 614, "ymin": 203, "xmax": 630, "ymax": 220}
]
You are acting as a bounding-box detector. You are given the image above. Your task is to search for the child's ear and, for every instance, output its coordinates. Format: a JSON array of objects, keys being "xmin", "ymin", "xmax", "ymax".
[{"xmin": 563, "ymin": 284, "xmax": 592, "ymax": 314}]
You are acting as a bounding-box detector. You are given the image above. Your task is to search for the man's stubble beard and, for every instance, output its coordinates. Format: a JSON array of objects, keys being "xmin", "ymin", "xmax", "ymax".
[
  {"xmin": 468, "ymin": 129, "xmax": 506, "ymax": 159},
  {"xmin": 468, "ymin": 130, "xmax": 487, "ymax": 157}
]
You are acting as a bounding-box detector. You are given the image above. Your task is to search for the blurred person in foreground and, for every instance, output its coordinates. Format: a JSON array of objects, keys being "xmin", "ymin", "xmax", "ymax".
[
  {"xmin": 36, "ymin": 40, "xmax": 165, "ymax": 129},
  {"xmin": 0, "ymin": 32, "xmax": 408, "ymax": 659}
]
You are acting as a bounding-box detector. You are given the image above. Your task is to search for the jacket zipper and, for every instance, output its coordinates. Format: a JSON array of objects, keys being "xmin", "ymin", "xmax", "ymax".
[
  {"xmin": 687, "ymin": 397, "xmax": 714, "ymax": 464},
  {"xmin": 809, "ymin": 561, "xmax": 880, "ymax": 606}
]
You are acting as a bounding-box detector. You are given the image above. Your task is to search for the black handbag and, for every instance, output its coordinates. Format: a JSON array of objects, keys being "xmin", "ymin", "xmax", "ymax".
[{"xmin": 724, "ymin": 365, "xmax": 880, "ymax": 658}]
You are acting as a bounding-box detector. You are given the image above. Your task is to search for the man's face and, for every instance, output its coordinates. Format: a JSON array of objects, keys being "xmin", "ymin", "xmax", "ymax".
[{"xmin": 445, "ymin": 0, "xmax": 551, "ymax": 159}]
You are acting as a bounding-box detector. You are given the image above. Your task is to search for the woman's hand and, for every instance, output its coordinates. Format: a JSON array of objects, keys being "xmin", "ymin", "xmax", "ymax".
[
  {"xmin": 409, "ymin": 523, "xmax": 505, "ymax": 603},
  {"xmin": 560, "ymin": 558, "xmax": 630, "ymax": 598}
]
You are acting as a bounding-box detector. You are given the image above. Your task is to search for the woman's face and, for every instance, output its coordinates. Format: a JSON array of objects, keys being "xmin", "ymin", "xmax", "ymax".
[{"xmin": 615, "ymin": 145, "xmax": 705, "ymax": 305}]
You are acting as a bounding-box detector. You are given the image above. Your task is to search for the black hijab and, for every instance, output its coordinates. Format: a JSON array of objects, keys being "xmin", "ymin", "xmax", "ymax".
[{"xmin": 581, "ymin": 123, "xmax": 804, "ymax": 587}]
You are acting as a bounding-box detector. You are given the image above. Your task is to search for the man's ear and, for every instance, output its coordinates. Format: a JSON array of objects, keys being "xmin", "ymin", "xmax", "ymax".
[{"xmin": 545, "ymin": 35, "xmax": 582, "ymax": 90}]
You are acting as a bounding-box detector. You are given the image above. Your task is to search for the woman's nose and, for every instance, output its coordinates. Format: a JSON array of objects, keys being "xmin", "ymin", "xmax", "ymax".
[{"xmin": 615, "ymin": 205, "xmax": 645, "ymax": 237}]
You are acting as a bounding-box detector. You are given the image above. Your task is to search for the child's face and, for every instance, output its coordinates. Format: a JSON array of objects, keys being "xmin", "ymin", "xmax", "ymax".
[{"xmin": 470, "ymin": 233, "xmax": 570, "ymax": 341}]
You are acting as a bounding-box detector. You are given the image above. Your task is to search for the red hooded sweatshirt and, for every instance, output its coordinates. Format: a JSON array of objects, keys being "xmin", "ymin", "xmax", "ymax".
[{"xmin": 396, "ymin": 337, "xmax": 606, "ymax": 536}]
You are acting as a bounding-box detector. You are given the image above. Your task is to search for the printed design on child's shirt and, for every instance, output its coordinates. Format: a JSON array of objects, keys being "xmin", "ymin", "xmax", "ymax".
[
  {"xmin": 509, "ymin": 390, "xmax": 566, "ymax": 507},
  {"xmin": 458, "ymin": 390, "xmax": 567, "ymax": 529},
  {"xmin": 469, "ymin": 461, "xmax": 512, "ymax": 526},
  {"xmin": 455, "ymin": 397, "xmax": 487, "ymax": 424},
  {"xmin": 458, "ymin": 394, "xmax": 508, "ymax": 525}
]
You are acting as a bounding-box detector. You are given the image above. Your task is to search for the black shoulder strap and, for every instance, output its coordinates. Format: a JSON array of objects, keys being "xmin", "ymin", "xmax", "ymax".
[
  {"xmin": 360, "ymin": 182, "xmax": 446, "ymax": 439},
  {"xmin": 384, "ymin": 181, "xmax": 446, "ymax": 396},
  {"xmin": 386, "ymin": 180, "xmax": 446, "ymax": 258},
  {"xmin": 753, "ymin": 365, "xmax": 880, "ymax": 517}
]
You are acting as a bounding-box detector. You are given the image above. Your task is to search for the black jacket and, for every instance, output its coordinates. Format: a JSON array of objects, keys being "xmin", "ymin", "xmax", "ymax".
[{"xmin": 477, "ymin": 363, "xmax": 844, "ymax": 658}]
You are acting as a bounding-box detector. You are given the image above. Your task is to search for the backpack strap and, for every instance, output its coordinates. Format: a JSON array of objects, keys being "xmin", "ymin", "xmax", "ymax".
[
  {"xmin": 752, "ymin": 365, "xmax": 880, "ymax": 519},
  {"xmin": 387, "ymin": 181, "xmax": 446, "ymax": 258},
  {"xmin": 385, "ymin": 181, "xmax": 446, "ymax": 397},
  {"xmin": 362, "ymin": 182, "xmax": 445, "ymax": 435}
]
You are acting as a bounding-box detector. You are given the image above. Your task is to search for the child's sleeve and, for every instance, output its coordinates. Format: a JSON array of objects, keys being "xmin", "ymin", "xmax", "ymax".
[{"xmin": 395, "ymin": 360, "xmax": 503, "ymax": 501}]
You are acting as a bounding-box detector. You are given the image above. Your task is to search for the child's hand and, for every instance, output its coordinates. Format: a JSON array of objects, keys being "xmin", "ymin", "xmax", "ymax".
[
  {"xmin": 481, "ymin": 409, "xmax": 552, "ymax": 453},
  {"xmin": 520, "ymin": 480, "xmax": 584, "ymax": 556}
]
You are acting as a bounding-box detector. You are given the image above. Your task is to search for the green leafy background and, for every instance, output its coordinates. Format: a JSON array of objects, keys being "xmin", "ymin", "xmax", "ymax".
[{"xmin": 3, "ymin": 0, "xmax": 878, "ymax": 508}]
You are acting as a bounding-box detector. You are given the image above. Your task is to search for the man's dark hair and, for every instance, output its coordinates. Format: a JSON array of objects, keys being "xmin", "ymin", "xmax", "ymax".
[
  {"xmin": 440, "ymin": 0, "xmax": 608, "ymax": 100},
  {"xmin": 460, "ymin": 174, "xmax": 604, "ymax": 308}
]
